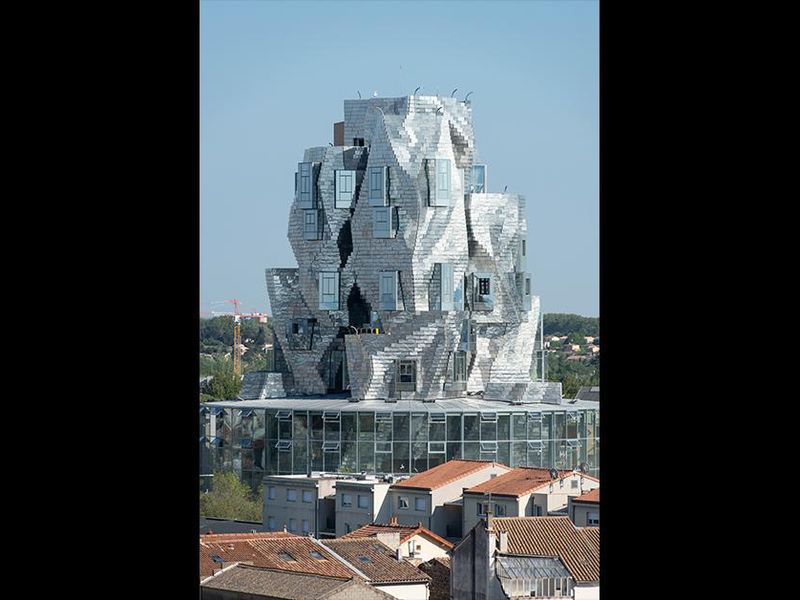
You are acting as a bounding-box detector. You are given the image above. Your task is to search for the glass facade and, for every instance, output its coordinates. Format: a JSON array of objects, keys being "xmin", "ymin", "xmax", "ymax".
[{"xmin": 200, "ymin": 405, "xmax": 600, "ymax": 491}]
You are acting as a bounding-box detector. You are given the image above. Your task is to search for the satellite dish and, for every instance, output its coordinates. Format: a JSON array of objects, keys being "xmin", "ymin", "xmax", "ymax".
[{"xmin": 549, "ymin": 468, "xmax": 559, "ymax": 480}]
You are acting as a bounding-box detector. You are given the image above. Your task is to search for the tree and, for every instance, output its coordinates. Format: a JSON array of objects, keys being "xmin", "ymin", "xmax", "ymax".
[
  {"xmin": 207, "ymin": 357, "xmax": 242, "ymax": 400},
  {"xmin": 199, "ymin": 471, "xmax": 263, "ymax": 521}
]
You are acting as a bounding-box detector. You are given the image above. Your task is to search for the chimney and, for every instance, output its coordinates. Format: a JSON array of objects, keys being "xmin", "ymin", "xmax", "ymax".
[
  {"xmin": 498, "ymin": 530, "xmax": 508, "ymax": 553},
  {"xmin": 389, "ymin": 516, "xmax": 398, "ymax": 526},
  {"xmin": 396, "ymin": 547, "xmax": 403, "ymax": 562},
  {"xmin": 333, "ymin": 121, "xmax": 344, "ymax": 146},
  {"xmin": 376, "ymin": 531, "xmax": 401, "ymax": 549},
  {"xmin": 485, "ymin": 500, "xmax": 494, "ymax": 530}
]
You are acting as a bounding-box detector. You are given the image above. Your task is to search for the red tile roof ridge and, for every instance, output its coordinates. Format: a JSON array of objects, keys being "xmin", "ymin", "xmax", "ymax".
[
  {"xmin": 343, "ymin": 522, "xmax": 454, "ymax": 549},
  {"xmin": 572, "ymin": 488, "xmax": 600, "ymax": 503},
  {"xmin": 390, "ymin": 459, "xmax": 509, "ymax": 490}
]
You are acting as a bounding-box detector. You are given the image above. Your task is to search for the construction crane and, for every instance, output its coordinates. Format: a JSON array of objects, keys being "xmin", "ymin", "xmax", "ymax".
[{"xmin": 210, "ymin": 299, "xmax": 269, "ymax": 377}]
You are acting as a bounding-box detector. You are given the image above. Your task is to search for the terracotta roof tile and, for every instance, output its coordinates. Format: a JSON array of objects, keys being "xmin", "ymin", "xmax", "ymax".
[
  {"xmin": 342, "ymin": 522, "xmax": 454, "ymax": 549},
  {"xmin": 322, "ymin": 538, "xmax": 432, "ymax": 584},
  {"xmin": 390, "ymin": 459, "xmax": 507, "ymax": 491},
  {"xmin": 572, "ymin": 488, "xmax": 599, "ymax": 503},
  {"xmin": 491, "ymin": 516, "xmax": 599, "ymax": 583},
  {"xmin": 465, "ymin": 468, "xmax": 573, "ymax": 497},
  {"xmin": 201, "ymin": 565, "xmax": 354, "ymax": 598},
  {"xmin": 199, "ymin": 532, "xmax": 356, "ymax": 579}
]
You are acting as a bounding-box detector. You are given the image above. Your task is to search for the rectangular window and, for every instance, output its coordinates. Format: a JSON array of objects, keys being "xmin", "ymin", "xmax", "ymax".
[
  {"xmin": 414, "ymin": 497, "xmax": 426, "ymax": 511},
  {"xmin": 304, "ymin": 209, "xmax": 321, "ymax": 240},
  {"xmin": 522, "ymin": 239, "xmax": 526, "ymax": 256},
  {"xmin": 451, "ymin": 352, "xmax": 467, "ymax": 382},
  {"xmin": 276, "ymin": 440, "xmax": 292, "ymax": 450},
  {"xmin": 287, "ymin": 489, "xmax": 297, "ymax": 502},
  {"xmin": 373, "ymin": 207, "xmax": 398, "ymax": 238},
  {"xmin": 319, "ymin": 271, "xmax": 340, "ymax": 310},
  {"xmin": 480, "ymin": 412, "xmax": 497, "ymax": 422},
  {"xmin": 477, "ymin": 502, "xmax": 486, "ymax": 516},
  {"xmin": 396, "ymin": 360, "xmax": 417, "ymax": 391},
  {"xmin": 439, "ymin": 263, "xmax": 454, "ymax": 310},
  {"xmin": 289, "ymin": 518, "xmax": 297, "ymax": 532},
  {"xmin": 302, "ymin": 519, "xmax": 310, "ymax": 533},
  {"xmin": 479, "ymin": 278, "xmax": 491, "ymax": 295},
  {"xmin": 480, "ymin": 441, "xmax": 498, "ymax": 452},
  {"xmin": 268, "ymin": 486, "xmax": 276, "ymax": 500},
  {"xmin": 277, "ymin": 410, "xmax": 293, "ymax": 421},
  {"xmin": 323, "ymin": 411, "xmax": 340, "ymax": 421},
  {"xmin": 427, "ymin": 158, "xmax": 451, "ymax": 206},
  {"xmin": 303, "ymin": 490, "xmax": 313, "ymax": 503},
  {"xmin": 267, "ymin": 516, "xmax": 275, "ymax": 530},
  {"xmin": 428, "ymin": 441, "xmax": 445, "ymax": 453},
  {"xmin": 335, "ymin": 170, "xmax": 356, "ymax": 208},
  {"xmin": 322, "ymin": 441, "xmax": 340, "ymax": 451},
  {"xmin": 472, "ymin": 164, "xmax": 487, "ymax": 193},
  {"xmin": 571, "ymin": 479, "xmax": 579, "ymax": 489},
  {"xmin": 358, "ymin": 495, "xmax": 369, "ymax": 509},
  {"xmin": 379, "ymin": 271, "xmax": 401, "ymax": 310},
  {"xmin": 368, "ymin": 166, "xmax": 388, "ymax": 206},
  {"xmin": 342, "ymin": 494, "xmax": 353, "ymax": 508},
  {"xmin": 494, "ymin": 503, "xmax": 506, "ymax": 517},
  {"xmin": 588, "ymin": 511, "xmax": 599, "ymax": 525},
  {"xmin": 398, "ymin": 496, "xmax": 409, "ymax": 509},
  {"xmin": 298, "ymin": 162, "xmax": 316, "ymax": 208},
  {"xmin": 525, "ymin": 278, "xmax": 531, "ymax": 296}
]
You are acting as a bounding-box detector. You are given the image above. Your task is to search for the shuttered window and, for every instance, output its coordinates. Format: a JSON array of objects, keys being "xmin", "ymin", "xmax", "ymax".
[
  {"xmin": 427, "ymin": 159, "xmax": 451, "ymax": 206},
  {"xmin": 304, "ymin": 209, "xmax": 321, "ymax": 240},
  {"xmin": 379, "ymin": 271, "xmax": 400, "ymax": 310},
  {"xmin": 335, "ymin": 170, "xmax": 356, "ymax": 208},
  {"xmin": 373, "ymin": 207, "xmax": 398, "ymax": 238},
  {"xmin": 319, "ymin": 271, "xmax": 340, "ymax": 310},
  {"xmin": 440, "ymin": 263, "xmax": 454, "ymax": 310},
  {"xmin": 298, "ymin": 162, "xmax": 317, "ymax": 208},
  {"xmin": 472, "ymin": 164, "xmax": 487, "ymax": 193}
]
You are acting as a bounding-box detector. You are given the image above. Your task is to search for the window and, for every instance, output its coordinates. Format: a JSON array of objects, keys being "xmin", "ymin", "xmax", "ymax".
[
  {"xmin": 267, "ymin": 516, "xmax": 275, "ymax": 530},
  {"xmin": 302, "ymin": 519, "xmax": 310, "ymax": 534},
  {"xmin": 494, "ymin": 503, "xmax": 506, "ymax": 517},
  {"xmin": 345, "ymin": 523, "xmax": 351, "ymax": 533},
  {"xmin": 415, "ymin": 497, "xmax": 426, "ymax": 511},
  {"xmin": 480, "ymin": 412, "xmax": 497, "ymax": 422},
  {"xmin": 276, "ymin": 410, "xmax": 292, "ymax": 420},
  {"xmin": 587, "ymin": 511, "xmax": 599, "ymax": 526},
  {"xmin": 289, "ymin": 519, "xmax": 297, "ymax": 532},
  {"xmin": 303, "ymin": 490, "xmax": 313, "ymax": 503},
  {"xmin": 428, "ymin": 441, "xmax": 445, "ymax": 453},
  {"xmin": 480, "ymin": 441, "xmax": 498, "ymax": 453},
  {"xmin": 477, "ymin": 502, "xmax": 486, "ymax": 516},
  {"xmin": 323, "ymin": 411, "xmax": 340, "ymax": 421},
  {"xmin": 479, "ymin": 278, "xmax": 491, "ymax": 295},
  {"xmin": 287, "ymin": 489, "xmax": 297, "ymax": 502},
  {"xmin": 379, "ymin": 271, "xmax": 401, "ymax": 310},
  {"xmin": 398, "ymin": 496, "xmax": 409, "ymax": 509},
  {"xmin": 368, "ymin": 166, "xmax": 388, "ymax": 206},
  {"xmin": 357, "ymin": 555, "xmax": 372, "ymax": 564},
  {"xmin": 522, "ymin": 239, "xmax": 526, "ymax": 256},
  {"xmin": 298, "ymin": 162, "xmax": 316, "ymax": 208},
  {"xmin": 276, "ymin": 440, "xmax": 292, "ymax": 450},
  {"xmin": 279, "ymin": 551, "xmax": 296, "ymax": 561},
  {"xmin": 427, "ymin": 158, "xmax": 451, "ymax": 206},
  {"xmin": 373, "ymin": 207, "xmax": 398, "ymax": 238},
  {"xmin": 335, "ymin": 170, "xmax": 356, "ymax": 208},
  {"xmin": 319, "ymin": 271, "xmax": 340, "ymax": 310},
  {"xmin": 472, "ymin": 164, "xmax": 487, "ymax": 193},
  {"xmin": 525, "ymin": 278, "xmax": 531, "ymax": 296},
  {"xmin": 396, "ymin": 360, "xmax": 417, "ymax": 391},
  {"xmin": 432, "ymin": 263, "xmax": 454, "ymax": 310},
  {"xmin": 268, "ymin": 486, "xmax": 276, "ymax": 500},
  {"xmin": 353, "ymin": 137, "xmax": 365, "ymax": 147},
  {"xmin": 342, "ymin": 494, "xmax": 353, "ymax": 508},
  {"xmin": 304, "ymin": 209, "xmax": 321, "ymax": 240},
  {"xmin": 310, "ymin": 550, "xmax": 326, "ymax": 560},
  {"xmin": 571, "ymin": 479, "xmax": 579, "ymax": 489},
  {"xmin": 358, "ymin": 495, "xmax": 369, "ymax": 509}
]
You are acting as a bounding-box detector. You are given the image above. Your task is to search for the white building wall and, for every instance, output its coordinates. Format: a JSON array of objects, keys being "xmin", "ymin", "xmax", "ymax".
[
  {"xmin": 574, "ymin": 583, "xmax": 600, "ymax": 599},
  {"xmin": 374, "ymin": 582, "xmax": 429, "ymax": 600}
]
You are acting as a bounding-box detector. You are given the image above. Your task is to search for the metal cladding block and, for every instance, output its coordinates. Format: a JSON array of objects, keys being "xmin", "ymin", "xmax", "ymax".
[
  {"xmin": 484, "ymin": 381, "xmax": 563, "ymax": 404},
  {"xmin": 265, "ymin": 95, "xmax": 558, "ymax": 403}
]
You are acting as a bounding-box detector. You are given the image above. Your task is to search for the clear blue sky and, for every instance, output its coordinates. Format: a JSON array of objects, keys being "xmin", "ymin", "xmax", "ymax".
[{"xmin": 201, "ymin": 0, "xmax": 598, "ymax": 317}]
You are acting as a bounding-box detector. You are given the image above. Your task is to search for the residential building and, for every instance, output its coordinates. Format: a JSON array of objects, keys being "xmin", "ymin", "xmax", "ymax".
[
  {"xmin": 200, "ymin": 94, "xmax": 600, "ymax": 489},
  {"xmin": 568, "ymin": 488, "xmax": 599, "ymax": 527},
  {"xmin": 387, "ymin": 459, "xmax": 511, "ymax": 538},
  {"xmin": 200, "ymin": 517, "xmax": 264, "ymax": 535},
  {"xmin": 451, "ymin": 515, "xmax": 600, "ymax": 599},
  {"xmin": 200, "ymin": 532, "xmax": 431, "ymax": 600},
  {"xmin": 342, "ymin": 517, "xmax": 454, "ymax": 561},
  {"xmin": 334, "ymin": 477, "xmax": 392, "ymax": 537},
  {"xmin": 200, "ymin": 564, "xmax": 394, "ymax": 600},
  {"xmin": 322, "ymin": 538, "xmax": 431, "ymax": 600},
  {"xmin": 263, "ymin": 474, "xmax": 337, "ymax": 537},
  {"xmin": 462, "ymin": 468, "xmax": 600, "ymax": 534}
]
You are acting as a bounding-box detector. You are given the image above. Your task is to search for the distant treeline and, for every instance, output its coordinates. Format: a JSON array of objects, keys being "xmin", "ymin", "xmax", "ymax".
[{"xmin": 542, "ymin": 313, "xmax": 599, "ymax": 338}]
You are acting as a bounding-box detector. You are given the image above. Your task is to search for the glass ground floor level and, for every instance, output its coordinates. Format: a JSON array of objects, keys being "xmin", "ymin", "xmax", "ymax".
[{"xmin": 200, "ymin": 396, "xmax": 599, "ymax": 492}]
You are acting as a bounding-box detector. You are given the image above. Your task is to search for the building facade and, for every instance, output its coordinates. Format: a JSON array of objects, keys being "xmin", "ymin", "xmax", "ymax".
[{"xmin": 200, "ymin": 94, "xmax": 599, "ymax": 491}]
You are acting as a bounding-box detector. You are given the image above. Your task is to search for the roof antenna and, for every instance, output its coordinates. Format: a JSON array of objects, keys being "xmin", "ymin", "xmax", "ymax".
[
  {"xmin": 414, "ymin": 86, "xmax": 421, "ymax": 95},
  {"xmin": 465, "ymin": 91, "xmax": 473, "ymax": 102},
  {"xmin": 357, "ymin": 90, "xmax": 361, "ymax": 99},
  {"xmin": 451, "ymin": 88, "xmax": 458, "ymax": 97}
]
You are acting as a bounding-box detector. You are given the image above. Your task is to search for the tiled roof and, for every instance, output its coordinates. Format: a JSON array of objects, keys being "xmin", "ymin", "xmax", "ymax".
[
  {"xmin": 199, "ymin": 532, "xmax": 356, "ymax": 579},
  {"xmin": 342, "ymin": 522, "xmax": 454, "ymax": 549},
  {"xmin": 572, "ymin": 488, "xmax": 599, "ymax": 503},
  {"xmin": 201, "ymin": 565, "xmax": 353, "ymax": 598},
  {"xmin": 322, "ymin": 538, "xmax": 432, "ymax": 584},
  {"xmin": 390, "ymin": 459, "xmax": 506, "ymax": 491},
  {"xmin": 491, "ymin": 517, "xmax": 600, "ymax": 583},
  {"xmin": 465, "ymin": 468, "xmax": 573, "ymax": 497}
]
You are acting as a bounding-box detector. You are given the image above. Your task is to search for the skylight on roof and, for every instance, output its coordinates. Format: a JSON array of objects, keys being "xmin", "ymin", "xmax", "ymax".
[
  {"xmin": 310, "ymin": 550, "xmax": 326, "ymax": 560},
  {"xmin": 279, "ymin": 551, "xmax": 297, "ymax": 562},
  {"xmin": 357, "ymin": 555, "xmax": 372, "ymax": 563}
]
